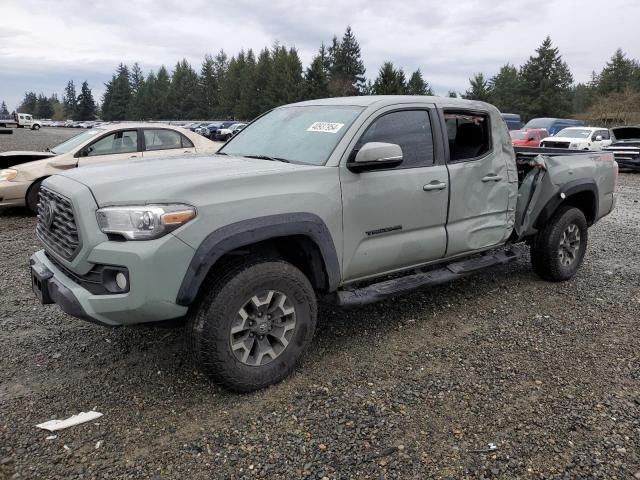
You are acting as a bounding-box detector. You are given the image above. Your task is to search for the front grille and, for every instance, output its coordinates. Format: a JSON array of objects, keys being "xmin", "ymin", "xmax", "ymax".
[
  {"xmin": 36, "ymin": 187, "xmax": 81, "ymax": 260},
  {"xmin": 542, "ymin": 141, "xmax": 570, "ymax": 148}
]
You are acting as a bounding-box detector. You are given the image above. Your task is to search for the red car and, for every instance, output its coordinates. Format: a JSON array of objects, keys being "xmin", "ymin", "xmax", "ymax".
[{"xmin": 510, "ymin": 128, "xmax": 549, "ymax": 147}]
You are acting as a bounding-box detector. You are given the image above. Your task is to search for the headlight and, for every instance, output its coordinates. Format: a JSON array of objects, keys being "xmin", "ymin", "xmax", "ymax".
[
  {"xmin": 0, "ymin": 169, "xmax": 18, "ymax": 181},
  {"xmin": 96, "ymin": 204, "xmax": 196, "ymax": 240}
]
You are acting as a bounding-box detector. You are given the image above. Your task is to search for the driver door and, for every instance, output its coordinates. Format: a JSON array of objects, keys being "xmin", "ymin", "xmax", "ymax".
[
  {"xmin": 340, "ymin": 106, "xmax": 449, "ymax": 282},
  {"xmin": 78, "ymin": 129, "xmax": 141, "ymax": 166}
]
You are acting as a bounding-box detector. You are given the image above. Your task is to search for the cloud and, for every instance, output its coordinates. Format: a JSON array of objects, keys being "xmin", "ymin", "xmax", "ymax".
[{"xmin": 1, "ymin": 0, "xmax": 639, "ymax": 109}]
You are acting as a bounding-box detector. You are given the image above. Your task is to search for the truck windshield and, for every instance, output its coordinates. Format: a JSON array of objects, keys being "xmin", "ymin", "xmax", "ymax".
[
  {"xmin": 219, "ymin": 105, "xmax": 364, "ymax": 165},
  {"xmin": 50, "ymin": 129, "xmax": 103, "ymax": 154},
  {"xmin": 555, "ymin": 129, "xmax": 591, "ymax": 139}
]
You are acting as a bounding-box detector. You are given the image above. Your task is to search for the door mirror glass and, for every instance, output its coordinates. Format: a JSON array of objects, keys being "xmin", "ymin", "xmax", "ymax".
[
  {"xmin": 595, "ymin": 135, "xmax": 603, "ymax": 141},
  {"xmin": 348, "ymin": 142, "xmax": 403, "ymax": 172}
]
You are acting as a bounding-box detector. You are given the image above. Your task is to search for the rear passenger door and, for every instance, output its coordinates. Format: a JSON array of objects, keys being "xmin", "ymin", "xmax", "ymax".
[
  {"xmin": 341, "ymin": 105, "xmax": 449, "ymax": 282},
  {"xmin": 444, "ymin": 110, "xmax": 514, "ymax": 257},
  {"xmin": 141, "ymin": 128, "xmax": 196, "ymax": 158}
]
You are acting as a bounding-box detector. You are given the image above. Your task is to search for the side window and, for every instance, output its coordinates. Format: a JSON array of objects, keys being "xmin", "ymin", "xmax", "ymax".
[
  {"xmin": 87, "ymin": 130, "xmax": 138, "ymax": 156},
  {"xmin": 182, "ymin": 135, "xmax": 194, "ymax": 148},
  {"xmin": 356, "ymin": 110, "xmax": 434, "ymax": 168},
  {"xmin": 444, "ymin": 111, "xmax": 491, "ymax": 162},
  {"xmin": 599, "ymin": 129, "xmax": 610, "ymax": 140},
  {"xmin": 144, "ymin": 129, "xmax": 183, "ymax": 151}
]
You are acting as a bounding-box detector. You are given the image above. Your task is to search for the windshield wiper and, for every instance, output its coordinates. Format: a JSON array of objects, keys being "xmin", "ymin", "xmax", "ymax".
[{"xmin": 244, "ymin": 154, "xmax": 290, "ymax": 163}]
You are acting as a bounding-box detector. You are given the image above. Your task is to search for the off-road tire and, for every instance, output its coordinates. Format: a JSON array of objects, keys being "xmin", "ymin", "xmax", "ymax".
[
  {"xmin": 26, "ymin": 179, "xmax": 44, "ymax": 214},
  {"xmin": 186, "ymin": 259, "xmax": 317, "ymax": 392},
  {"xmin": 531, "ymin": 206, "xmax": 588, "ymax": 282}
]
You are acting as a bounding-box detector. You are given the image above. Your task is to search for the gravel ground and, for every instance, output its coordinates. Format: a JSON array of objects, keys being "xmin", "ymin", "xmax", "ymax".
[
  {"xmin": 0, "ymin": 127, "xmax": 79, "ymax": 152},
  {"xmin": 0, "ymin": 131, "xmax": 638, "ymax": 479}
]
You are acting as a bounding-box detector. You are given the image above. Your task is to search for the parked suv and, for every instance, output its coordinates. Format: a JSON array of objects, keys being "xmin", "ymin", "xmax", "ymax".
[{"xmin": 29, "ymin": 96, "xmax": 617, "ymax": 392}]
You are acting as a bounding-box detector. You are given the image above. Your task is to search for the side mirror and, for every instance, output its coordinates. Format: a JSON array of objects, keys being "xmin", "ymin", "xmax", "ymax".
[
  {"xmin": 595, "ymin": 135, "xmax": 603, "ymax": 141},
  {"xmin": 528, "ymin": 136, "xmax": 536, "ymax": 141},
  {"xmin": 347, "ymin": 142, "xmax": 403, "ymax": 173}
]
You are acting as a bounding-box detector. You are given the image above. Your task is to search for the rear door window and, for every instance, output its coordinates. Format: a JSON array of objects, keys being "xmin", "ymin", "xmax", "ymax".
[
  {"xmin": 144, "ymin": 129, "xmax": 187, "ymax": 151},
  {"xmin": 444, "ymin": 111, "xmax": 492, "ymax": 162}
]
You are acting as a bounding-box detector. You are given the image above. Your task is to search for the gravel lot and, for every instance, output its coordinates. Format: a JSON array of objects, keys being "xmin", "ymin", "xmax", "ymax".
[{"xmin": 0, "ymin": 129, "xmax": 638, "ymax": 479}]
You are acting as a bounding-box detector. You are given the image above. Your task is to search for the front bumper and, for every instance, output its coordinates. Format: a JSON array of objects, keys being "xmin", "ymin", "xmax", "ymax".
[
  {"xmin": 0, "ymin": 180, "xmax": 29, "ymax": 207},
  {"xmin": 30, "ymin": 233, "xmax": 195, "ymax": 326}
]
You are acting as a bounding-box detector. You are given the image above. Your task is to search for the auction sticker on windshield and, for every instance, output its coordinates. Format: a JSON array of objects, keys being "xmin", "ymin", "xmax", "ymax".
[{"xmin": 307, "ymin": 122, "xmax": 345, "ymax": 134}]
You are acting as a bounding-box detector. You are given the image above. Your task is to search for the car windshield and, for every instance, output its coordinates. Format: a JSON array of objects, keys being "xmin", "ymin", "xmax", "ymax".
[
  {"xmin": 510, "ymin": 131, "xmax": 527, "ymax": 140},
  {"xmin": 220, "ymin": 105, "xmax": 364, "ymax": 165},
  {"xmin": 50, "ymin": 129, "xmax": 103, "ymax": 154},
  {"xmin": 555, "ymin": 128, "xmax": 591, "ymax": 138}
]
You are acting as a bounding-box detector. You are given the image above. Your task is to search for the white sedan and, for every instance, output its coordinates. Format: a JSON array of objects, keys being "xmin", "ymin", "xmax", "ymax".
[{"xmin": 0, "ymin": 123, "xmax": 219, "ymax": 212}]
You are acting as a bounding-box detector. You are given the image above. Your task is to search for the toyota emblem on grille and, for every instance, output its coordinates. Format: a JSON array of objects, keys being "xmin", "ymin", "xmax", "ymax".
[{"xmin": 41, "ymin": 200, "xmax": 57, "ymax": 230}]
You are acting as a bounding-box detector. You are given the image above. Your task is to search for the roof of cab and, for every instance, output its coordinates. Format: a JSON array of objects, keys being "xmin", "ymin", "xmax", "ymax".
[{"xmin": 286, "ymin": 95, "xmax": 497, "ymax": 111}]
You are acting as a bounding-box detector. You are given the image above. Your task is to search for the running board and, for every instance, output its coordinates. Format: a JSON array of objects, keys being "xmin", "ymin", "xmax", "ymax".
[{"xmin": 331, "ymin": 249, "xmax": 523, "ymax": 308}]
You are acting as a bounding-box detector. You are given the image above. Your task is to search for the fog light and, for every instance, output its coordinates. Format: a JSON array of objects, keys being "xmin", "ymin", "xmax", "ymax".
[{"xmin": 115, "ymin": 272, "xmax": 128, "ymax": 290}]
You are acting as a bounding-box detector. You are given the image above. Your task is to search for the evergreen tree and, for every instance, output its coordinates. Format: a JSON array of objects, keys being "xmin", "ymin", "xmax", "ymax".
[
  {"xmin": 63, "ymin": 81, "xmax": 77, "ymax": 119},
  {"xmin": 18, "ymin": 92, "xmax": 38, "ymax": 114},
  {"xmin": 102, "ymin": 64, "xmax": 132, "ymax": 120},
  {"xmin": 76, "ymin": 81, "xmax": 96, "ymax": 120},
  {"xmin": 372, "ymin": 62, "xmax": 406, "ymax": 94},
  {"xmin": 35, "ymin": 94, "xmax": 54, "ymax": 118},
  {"xmin": 168, "ymin": 59, "xmax": 200, "ymax": 119},
  {"xmin": 488, "ymin": 64, "xmax": 521, "ymax": 113},
  {"xmin": 406, "ymin": 69, "xmax": 433, "ymax": 95},
  {"xmin": 129, "ymin": 62, "xmax": 144, "ymax": 94},
  {"xmin": 447, "ymin": 90, "xmax": 458, "ymax": 98},
  {"xmin": 237, "ymin": 49, "xmax": 258, "ymax": 120},
  {"xmin": 0, "ymin": 101, "xmax": 9, "ymax": 115},
  {"xmin": 597, "ymin": 49, "xmax": 639, "ymax": 95},
  {"xmin": 200, "ymin": 54, "xmax": 219, "ymax": 118},
  {"xmin": 305, "ymin": 43, "xmax": 331, "ymax": 100},
  {"xmin": 328, "ymin": 26, "xmax": 366, "ymax": 96},
  {"xmin": 267, "ymin": 45, "xmax": 304, "ymax": 107},
  {"xmin": 155, "ymin": 66, "xmax": 171, "ymax": 119},
  {"xmin": 519, "ymin": 36, "xmax": 574, "ymax": 119},
  {"xmin": 254, "ymin": 48, "xmax": 274, "ymax": 114},
  {"xmin": 463, "ymin": 73, "xmax": 492, "ymax": 101}
]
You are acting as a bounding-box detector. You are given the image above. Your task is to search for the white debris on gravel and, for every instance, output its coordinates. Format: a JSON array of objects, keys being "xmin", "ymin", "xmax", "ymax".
[{"xmin": 36, "ymin": 411, "xmax": 103, "ymax": 432}]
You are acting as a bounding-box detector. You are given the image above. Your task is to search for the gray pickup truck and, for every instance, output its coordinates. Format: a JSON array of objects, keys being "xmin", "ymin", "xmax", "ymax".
[{"xmin": 30, "ymin": 96, "xmax": 618, "ymax": 391}]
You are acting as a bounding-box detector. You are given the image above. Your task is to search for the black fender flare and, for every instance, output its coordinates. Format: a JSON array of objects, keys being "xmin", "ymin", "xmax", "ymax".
[
  {"xmin": 176, "ymin": 213, "xmax": 341, "ymax": 306},
  {"xmin": 535, "ymin": 179, "xmax": 599, "ymax": 229}
]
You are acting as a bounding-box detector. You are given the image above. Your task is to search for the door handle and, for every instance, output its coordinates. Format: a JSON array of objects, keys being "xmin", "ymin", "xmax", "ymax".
[
  {"xmin": 482, "ymin": 174, "xmax": 502, "ymax": 182},
  {"xmin": 129, "ymin": 155, "xmax": 138, "ymax": 159},
  {"xmin": 423, "ymin": 181, "xmax": 447, "ymax": 191}
]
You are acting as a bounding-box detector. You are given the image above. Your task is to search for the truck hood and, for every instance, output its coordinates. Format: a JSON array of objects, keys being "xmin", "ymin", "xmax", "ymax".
[
  {"xmin": 540, "ymin": 136, "xmax": 588, "ymax": 143},
  {"xmin": 0, "ymin": 150, "xmax": 56, "ymax": 169},
  {"xmin": 60, "ymin": 154, "xmax": 320, "ymax": 206},
  {"xmin": 611, "ymin": 126, "xmax": 640, "ymax": 142}
]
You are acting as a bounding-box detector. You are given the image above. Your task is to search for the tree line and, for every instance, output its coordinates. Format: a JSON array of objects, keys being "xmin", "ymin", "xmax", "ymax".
[{"xmin": 7, "ymin": 28, "xmax": 640, "ymax": 124}]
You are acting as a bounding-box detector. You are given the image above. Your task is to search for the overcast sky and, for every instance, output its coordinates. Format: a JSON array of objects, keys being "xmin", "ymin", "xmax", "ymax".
[{"xmin": 2, "ymin": 0, "xmax": 639, "ymax": 111}]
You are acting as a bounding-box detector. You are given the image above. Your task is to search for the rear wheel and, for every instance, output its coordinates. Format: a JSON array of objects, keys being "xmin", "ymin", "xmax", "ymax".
[
  {"xmin": 26, "ymin": 179, "xmax": 44, "ymax": 214},
  {"xmin": 530, "ymin": 206, "xmax": 588, "ymax": 281},
  {"xmin": 186, "ymin": 259, "xmax": 317, "ymax": 392}
]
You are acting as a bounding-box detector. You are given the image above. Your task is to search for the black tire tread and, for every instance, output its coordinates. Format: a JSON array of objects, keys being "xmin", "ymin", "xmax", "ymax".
[
  {"xmin": 531, "ymin": 205, "xmax": 588, "ymax": 282},
  {"xmin": 26, "ymin": 179, "xmax": 43, "ymax": 214},
  {"xmin": 186, "ymin": 258, "xmax": 317, "ymax": 392}
]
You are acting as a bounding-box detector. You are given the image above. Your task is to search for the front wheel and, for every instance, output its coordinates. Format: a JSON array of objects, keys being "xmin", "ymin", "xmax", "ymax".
[
  {"xmin": 26, "ymin": 179, "xmax": 44, "ymax": 214},
  {"xmin": 32, "ymin": 124, "xmax": 40, "ymax": 130},
  {"xmin": 530, "ymin": 206, "xmax": 588, "ymax": 281},
  {"xmin": 186, "ymin": 259, "xmax": 317, "ymax": 392}
]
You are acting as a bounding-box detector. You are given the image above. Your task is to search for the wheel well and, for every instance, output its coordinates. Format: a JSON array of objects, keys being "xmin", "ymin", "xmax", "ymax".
[
  {"xmin": 25, "ymin": 176, "xmax": 48, "ymax": 202},
  {"xmin": 563, "ymin": 191, "xmax": 596, "ymax": 225},
  {"xmin": 206, "ymin": 236, "xmax": 330, "ymax": 293}
]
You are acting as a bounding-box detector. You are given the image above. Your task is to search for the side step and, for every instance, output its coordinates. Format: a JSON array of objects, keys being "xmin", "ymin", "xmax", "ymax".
[{"xmin": 331, "ymin": 248, "xmax": 523, "ymax": 308}]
